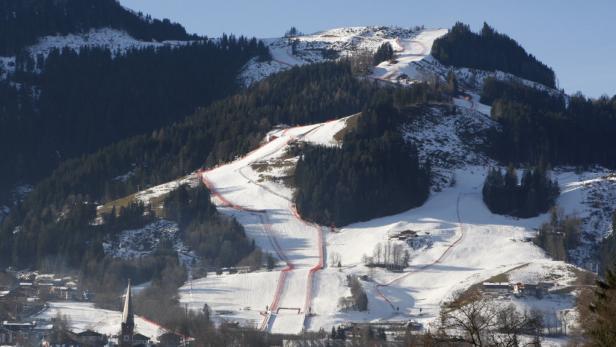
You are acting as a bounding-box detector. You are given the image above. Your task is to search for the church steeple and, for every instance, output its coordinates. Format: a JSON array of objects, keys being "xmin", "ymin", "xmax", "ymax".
[{"xmin": 120, "ymin": 279, "xmax": 134, "ymax": 347}]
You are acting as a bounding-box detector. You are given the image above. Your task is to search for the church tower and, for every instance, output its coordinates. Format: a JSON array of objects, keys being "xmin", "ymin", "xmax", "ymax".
[{"xmin": 120, "ymin": 279, "xmax": 134, "ymax": 347}]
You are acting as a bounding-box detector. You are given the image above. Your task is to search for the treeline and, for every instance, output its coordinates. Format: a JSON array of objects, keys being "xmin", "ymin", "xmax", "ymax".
[
  {"xmin": 482, "ymin": 166, "xmax": 559, "ymax": 218},
  {"xmin": 58, "ymin": 184, "xmax": 255, "ymax": 297},
  {"xmin": 0, "ymin": 36, "xmax": 268, "ymax": 194},
  {"xmin": 163, "ymin": 184, "xmax": 255, "ymax": 268},
  {"xmin": 431, "ymin": 22, "xmax": 555, "ymax": 87},
  {"xmin": 0, "ymin": 61, "xmax": 376, "ymax": 268},
  {"xmin": 82, "ymin": 183, "xmax": 256, "ymax": 309},
  {"xmin": 0, "ymin": 0, "xmax": 192, "ymax": 55},
  {"xmin": 373, "ymin": 42, "xmax": 394, "ymax": 65},
  {"xmin": 294, "ymin": 85, "xmax": 443, "ymax": 226},
  {"xmin": 483, "ymin": 78, "xmax": 616, "ymax": 168}
]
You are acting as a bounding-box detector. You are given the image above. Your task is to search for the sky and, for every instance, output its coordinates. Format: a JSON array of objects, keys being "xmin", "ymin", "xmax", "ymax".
[{"xmin": 119, "ymin": 0, "xmax": 616, "ymax": 98}]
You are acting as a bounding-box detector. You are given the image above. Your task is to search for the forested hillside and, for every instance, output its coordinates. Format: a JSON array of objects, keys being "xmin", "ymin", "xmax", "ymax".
[
  {"xmin": 0, "ymin": 37, "xmax": 268, "ymax": 194},
  {"xmin": 0, "ymin": 62, "xmax": 377, "ymax": 269},
  {"xmin": 482, "ymin": 78, "xmax": 616, "ymax": 167},
  {"xmin": 0, "ymin": 0, "xmax": 191, "ymax": 55},
  {"xmin": 482, "ymin": 166, "xmax": 560, "ymax": 218},
  {"xmin": 432, "ymin": 22, "xmax": 556, "ymax": 87},
  {"xmin": 294, "ymin": 84, "xmax": 446, "ymax": 226},
  {"xmin": 79, "ymin": 183, "xmax": 255, "ymax": 294}
]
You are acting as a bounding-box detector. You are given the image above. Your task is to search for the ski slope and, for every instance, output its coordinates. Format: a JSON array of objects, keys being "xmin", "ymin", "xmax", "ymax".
[
  {"xmin": 370, "ymin": 28, "xmax": 448, "ymax": 82},
  {"xmin": 240, "ymin": 26, "xmax": 447, "ymax": 87},
  {"xmin": 180, "ymin": 122, "xmax": 340, "ymax": 334},
  {"xmin": 177, "ymin": 107, "xmax": 603, "ymax": 338}
]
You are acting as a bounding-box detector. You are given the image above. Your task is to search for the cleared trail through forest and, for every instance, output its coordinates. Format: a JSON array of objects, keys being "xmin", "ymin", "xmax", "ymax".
[{"xmin": 199, "ymin": 123, "xmax": 326, "ymax": 333}]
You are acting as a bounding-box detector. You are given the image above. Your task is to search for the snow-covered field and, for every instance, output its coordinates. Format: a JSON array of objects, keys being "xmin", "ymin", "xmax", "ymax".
[{"xmin": 35, "ymin": 302, "xmax": 165, "ymax": 340}]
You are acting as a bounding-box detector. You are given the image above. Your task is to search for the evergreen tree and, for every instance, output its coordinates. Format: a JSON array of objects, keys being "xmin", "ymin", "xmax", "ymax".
[
  {"xmin": 432, "ymin": 22, "xmax": 556, "ymax": 87},
  {"xmin": 0, "ymin": 0, "xmax": 193, "ymax": 55},
  {"xmin": 445, "ymin": 70, "xmax": 459, "ymax": 95},
  {"xmin": 482, "ymin": 166, "xmax": 559, "ymax": 218},
  {"xmin": 373, "ymin": 42, "xmax": 394, "ymax": 66},
  {"xmin": 0, "ymin": 61, "xmax": 377, "ymax": 268},
  {"xmin": 482, "ymin": 78, "xmax": 616, "ymax": 169},
  {"xmin": 1, "ymin": 38, "xmax": 268, "ymax": 195},
  {"xmin": 586, "ymin": 262, "xmax": 616, "ymax": 346},
  {"xmin": 294, "ymin": 92, "xmax": 435, "ymax": 226}
]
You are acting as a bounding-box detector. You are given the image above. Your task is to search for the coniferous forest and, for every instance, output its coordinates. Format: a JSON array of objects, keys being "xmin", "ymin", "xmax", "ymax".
[
  {"xmin": 81, "ymin": 183, "xmax": 253, "ymax": 294},
  {"xmin": 0, "ymin": 36, "xmax": 269, "ymax": 197},
  {"xmin": 482, "ymin": 166, "xmax": 560, "ymax": 218},
  {"xmin": 372, "ymin": 42, "xmax": 394, "ymax": 66},
  {"xmin": 0, "ymin": 62, "xmax": 376, "ymax": 269},
  {"xmin": 294, "ymin": 85, "xmax": 445, "ymax": 226},
  {"xmin": 432, "ymin": 22, "xmax": 556, "ymax": 87},
  {"xmin": 482, "ymin": 78, "xmax": 616, "ymax": 167},
  {"xmin": 0, "ymin": 0, "xmax": 192, "ymax": 55}
]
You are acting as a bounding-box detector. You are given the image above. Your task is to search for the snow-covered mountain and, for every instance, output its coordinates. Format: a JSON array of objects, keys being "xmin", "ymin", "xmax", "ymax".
[
  {"xmin": 240, "ymin": 26, "xmax": 434, "ymax": 86},
  {"xmin": 0, "ymin": 27, "xmax": 191, "ymax": 77},
  {"xmin": 172, "ymin": 99, "xmax": 605, "ymax": 336},
  {"xmin": 87, "ymin": 79, "xmax": 612, "ymax": 338},
  {"xmin": 240, "ymin": 25, "xmax": 562, "ymax": 97},
  {"xmin": 18, "ymin": 24, "xmax": 614, "ymax": 344}
]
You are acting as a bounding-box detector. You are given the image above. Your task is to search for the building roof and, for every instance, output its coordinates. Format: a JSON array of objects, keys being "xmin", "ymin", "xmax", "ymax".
[
  {"xmin": 77, "ymin": 330, "xmax": 104, "ymax": 337},
  {"xmin": 133, "ymin": 333, "xmax": 150, "ymax": 341},
  {"xmin": 482, "ymin": 282, "xmax": 510, "ymax": 287}
]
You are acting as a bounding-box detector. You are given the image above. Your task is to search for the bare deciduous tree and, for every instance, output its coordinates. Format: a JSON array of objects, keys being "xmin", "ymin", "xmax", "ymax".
[{"xmin": 439, "ymin": 290, "xmax": 544, "ymax": 346}]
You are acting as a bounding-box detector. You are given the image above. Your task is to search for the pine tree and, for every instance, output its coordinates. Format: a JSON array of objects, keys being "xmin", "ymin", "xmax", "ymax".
[
  {"xmin": 446, "ymin": 70, "xmax": 458, "ymax": 95},
  {"xmin": 373, "ymin": 42, "xmax": 394, "ymax": 66},
  {"xmin": 483, "ymin": 166, "xmax": 558, "ymax": 217},
  {"xmin": 587, "ymin": 263, "xmax": 616, "ymax": 346}
]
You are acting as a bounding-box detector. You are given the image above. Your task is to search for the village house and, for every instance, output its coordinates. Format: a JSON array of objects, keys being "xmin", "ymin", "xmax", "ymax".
[
  {"xmin": 73, "ymin": 330, "xmax": 108, "ymax": 347},
  {"xmin": 43, "ymin": 333, "xmax": 83, "ymax": 347},
  {"xmin": 513, "ymin": 282, "xmax": 554, "ymax": 298},
  {"xmin": 481, "ymin": 282, "xmax": 511, "ymax": 295},
  {"xmin": 0, "ymin": 321, "xmax": 37, "ymax": 346}
]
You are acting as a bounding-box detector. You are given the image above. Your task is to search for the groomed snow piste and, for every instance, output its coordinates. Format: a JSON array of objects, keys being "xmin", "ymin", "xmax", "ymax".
[{"xmin": 175, "ymin": 101, "xmax": 602, "ymax": 338}]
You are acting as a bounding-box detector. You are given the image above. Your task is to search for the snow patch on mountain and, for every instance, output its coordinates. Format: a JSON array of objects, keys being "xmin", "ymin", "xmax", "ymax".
[
  {"xmin": 402, "ymin": 100, "xmax": 495, "ymax": 190},
  {"xmin": 240, "ymin": 24, "xmax": 562, "ymax": 103},
  {"xmin": 134, "ymin": 174, "xmax": 199, "ymax": 206},
  {"xmin": 0, "ymin": 28, "xmax": 191, "ymax": 78},
  {"xmin": 0, "ymin": 205, "xmax": 9, "ymax": 223},
  {"xmin": 0, "ymin": 56, "xmax": 15, "ymax": 78},
  {"xmin": 240, "ymin": 26, "xmax": 437, "ymax": 87},
  {"xmin": 555, "ymin": 170, "xmax": 616, "ymax": 268},
  {"xmin": 102, "ymin": 219, "xmax": 196, "ymax": 267},
  {"xmin": 29, "ymin": 27, "xmax": 189, "ymax": 58}
]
